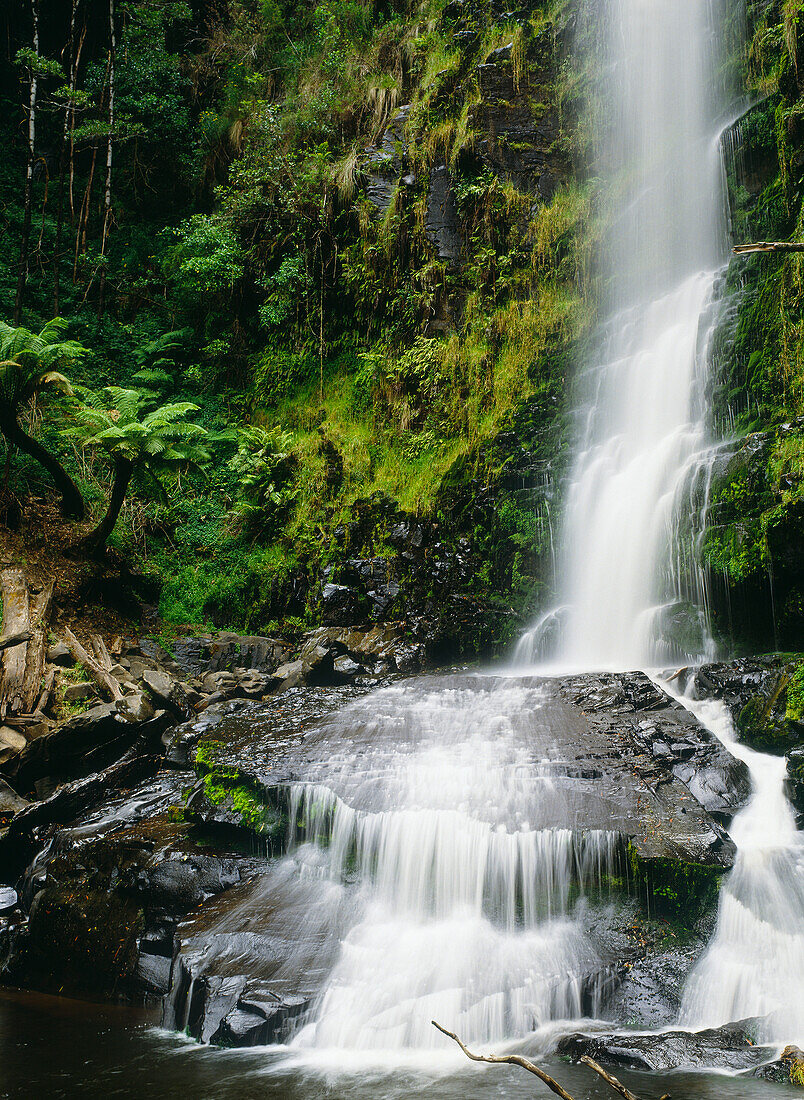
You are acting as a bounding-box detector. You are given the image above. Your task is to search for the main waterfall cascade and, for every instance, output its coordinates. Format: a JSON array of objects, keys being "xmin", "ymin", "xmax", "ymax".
[{"xmin": 517, "ymin": 0, "xmax": 729, "ymax": 670}]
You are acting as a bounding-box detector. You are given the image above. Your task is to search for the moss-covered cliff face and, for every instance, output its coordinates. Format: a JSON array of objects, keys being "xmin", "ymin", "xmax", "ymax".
[
  {"xmin": 2, "ymin": 0, "xmax": 594, "ymax": 655},
  {"xmin": 707, "ymin": 0, "xmax": 804, "ymax": 652},
  {"xmin": 150, "ymin": 0, "xmax": 593, "ymax": 649}
]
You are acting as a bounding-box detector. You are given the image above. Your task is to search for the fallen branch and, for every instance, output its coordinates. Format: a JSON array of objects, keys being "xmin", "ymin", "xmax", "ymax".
[
  {"xmin": 580, "ymin": 1056, "xmax": 669, "ymax": 1100},
  {"xmin": 432, "ymin": 1022, "xmax": 666, "ymax": 1100},
  {"xmin": 33, "ymin": 666, "xmax": 56, "ymax": 718},
  {"xmin": 733, "ymin": 241, "xmax": 804, "ymax": 254},
  {"xmin": 431, "ymin": 1022, "xmax": 577, "ymax": 1100},
  {"xmin": 63, "ymin": 626, "xmax": 124, "ymax": 702}
]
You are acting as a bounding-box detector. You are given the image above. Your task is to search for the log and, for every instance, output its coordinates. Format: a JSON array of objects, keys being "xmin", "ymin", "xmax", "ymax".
[
  {"xmin": 90, "ymin": 633, "xmax": 113, "ymax": 672},
  {"xmin": 733, "ymin": 241, "xmax": 804, "ymax": 254},
  {"xmin": 0, "ymin": 631, "xmax": 31, "ymax": 652},
  {"xmin": 22, "ymin": 581, "xmax": 54, "ymax": 713},
  {"xmin": 33, "ymin": 666, "xmax": 56, "ymax": 717},
  {"xmin": 0, "ymin": 569, "xmax": 31, "ymax": 717},
  {"xmin": 63, "ymin": 626, "xmax": 124, "ymax": 702},
  {"xmin": 431, "ymin": 1022, "xmax": 577, "ymax": 1100}
]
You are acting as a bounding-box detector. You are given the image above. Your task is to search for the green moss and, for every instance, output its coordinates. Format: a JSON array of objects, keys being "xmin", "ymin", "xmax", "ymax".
[
  {"xmin": 193, "ymin": 739, "xmax": 285, "ymax": 839},
  {"xmin": 627, "ymin": 844, "xmax": 722, "ymax": 922},
  {"xmin": 786, "ymin": 661, "xmax": 804, "ymax": 721}
]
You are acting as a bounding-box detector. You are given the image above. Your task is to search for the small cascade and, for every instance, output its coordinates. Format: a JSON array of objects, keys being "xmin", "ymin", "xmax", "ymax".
[
  {"xmin": 273, "ymin": 679, "xmax": 622, "ymax": 1051},
  {"xmin": 675, "ymin": 692, "xmax": 804, "ymax": 1045}
]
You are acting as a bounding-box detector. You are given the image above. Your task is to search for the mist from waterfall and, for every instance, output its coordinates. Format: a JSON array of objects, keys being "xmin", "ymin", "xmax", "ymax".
[{"xmin": 517, "ymin": 0, "xmax": 729, "ymax": 670}]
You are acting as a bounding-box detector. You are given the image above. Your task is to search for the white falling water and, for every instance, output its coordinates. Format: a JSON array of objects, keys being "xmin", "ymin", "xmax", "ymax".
[
  {"xmin": 286, "ymin": 680, "xmax": 619, "ymax": 1052},
  {"xmin": 517, "ymin": 0, "xmax": 728, "ymax": 669},
  {"xmin": 674, "ymin": 691, "xmax": 804, "ymax": 1046}
]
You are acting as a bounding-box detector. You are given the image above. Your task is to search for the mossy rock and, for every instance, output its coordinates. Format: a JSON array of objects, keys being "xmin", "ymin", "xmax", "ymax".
[
  {"xmin": 190, "ymin": 738, "xmax": 286, "ymax": 841},
  {"xmin": 735, "ymin": 660, "xmax": 804, "ymax": 755},
  {"xmin": 627, "ymin": 846, "xmax": 723, "ymax": 923}
]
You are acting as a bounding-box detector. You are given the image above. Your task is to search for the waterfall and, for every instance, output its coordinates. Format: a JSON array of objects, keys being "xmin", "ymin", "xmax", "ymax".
[
  {"xmin": 518, "ymin": 0, "xmax": 729, "ymax": 670},
  {"xmin": 286, "ymin": 679, "xmax": 620, "ymax": 1052}
]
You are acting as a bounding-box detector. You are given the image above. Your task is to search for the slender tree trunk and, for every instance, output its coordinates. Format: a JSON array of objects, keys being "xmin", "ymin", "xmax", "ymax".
[
  {"xmin": 54, "ymin": 0, "xmax": 80, "ymax": 316},
  {"xmin": 14, "ymin": 0, "xmax": 40, "ymax": 324},
  {"xmin": 97, "ymin": 0, "xmax": 115, "ymax": 319},
  {"xmin": 86, "ymin": 454, "xmax": 132, "ymax": 551},
  {"xmin": 4, "ymin": 419, "xmax": 85, "ymax": 519}
]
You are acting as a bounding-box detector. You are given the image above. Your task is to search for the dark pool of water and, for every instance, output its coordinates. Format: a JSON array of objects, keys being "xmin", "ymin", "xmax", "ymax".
[{"xmin": 1, "ymin": 987, "xmax": 798, "ymax": 1100}]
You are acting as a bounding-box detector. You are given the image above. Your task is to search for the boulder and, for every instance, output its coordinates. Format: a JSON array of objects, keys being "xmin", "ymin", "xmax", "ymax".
[
  {"xmin": 62, "ymin": 682, "xmax": 96, "ymax": 703},
  {"xmin": 0, "ymin": 777, "xmax": 29, "ymax": 820},
  {"xmin": 0, "ymin": 886, "xmax": 18, "ymax": 914},
  {"xmin": 557, "ymin": 1019, "xmax": 770, "ymax": 1072},
  {"xmin": 201, "ymin": 670, "xmax": 238, "ymax": 697},
  {"xmin": 47, "ymin": 642, "xmax": 74, "ymax": 667},
  {"xmin": 333, "ymin": 655, "xmax": 361, "ymax": 679},
  {"xmin": 236, "ymin": 669, "xmax": 275, "ymax": 698},
  {"xmin": 0, "ymin": 727, "xmax": 27, "ymax": 765},
  {"xmin": 136, "ymin": 951, "xmax": 172, "ymax": 994},
  {"xmin": 141, "ymin": 668, "xmax": 194, "ymax": 719},
  {"xmin": 274, "ymin": 660, "xmax": 306, "ymax": 689},
  {"xmin": 753, "ymin": 1044, "xmax": 804, "ymax": 1084}
]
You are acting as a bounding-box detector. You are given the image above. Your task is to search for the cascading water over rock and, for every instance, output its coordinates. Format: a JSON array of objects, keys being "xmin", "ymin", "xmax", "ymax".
[{"xmin": 281, "ymin": 679, "xmax": 620, "ymax": 1051}]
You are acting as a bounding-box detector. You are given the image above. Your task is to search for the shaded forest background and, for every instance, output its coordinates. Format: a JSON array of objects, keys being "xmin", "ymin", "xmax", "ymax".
[{"xmin": 2, "ymin": 0, "xmax": 804, "ymax": 658}]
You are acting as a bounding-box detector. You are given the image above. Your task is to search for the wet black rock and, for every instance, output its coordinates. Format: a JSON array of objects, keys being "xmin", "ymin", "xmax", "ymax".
[
  {"xmin": 557, "ymin": 1018, "xmax": 770, "ymax": 1072},
  {"xmin": 425, "ymin": 166, "xmax": 462, "ymax": 263},
  {"xmin": 6, "ymin": 697, "xmax": 171, "ymax": 797},
  {"xmin": 696, "ymin": 656, "xmax": 804, "ymax": 757}
]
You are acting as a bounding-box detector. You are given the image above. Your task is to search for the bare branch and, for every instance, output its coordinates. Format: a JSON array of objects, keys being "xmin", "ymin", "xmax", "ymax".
[
  {"xmin": 733, "ymin": 242, "xmax": 804, "ymax": 255},
  {"xmin": 431, "ymin": 1021, "xmax": 577, "ymax": 1100}
]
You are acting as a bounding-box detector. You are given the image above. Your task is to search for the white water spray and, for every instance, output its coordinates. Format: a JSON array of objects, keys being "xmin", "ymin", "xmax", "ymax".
[
  {"xmin": 518, "ymin": 0, "xmax": 728, "ymax": 669},
  {"xmin": 673, "ymin": 691, "xmax": 804, "ymax": 1046}
]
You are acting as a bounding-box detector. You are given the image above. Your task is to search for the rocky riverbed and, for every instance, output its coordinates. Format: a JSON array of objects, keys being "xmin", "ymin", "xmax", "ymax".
[{"xmin": 0, "ymin": 629, "xmax": 801, "ymax": 1086}]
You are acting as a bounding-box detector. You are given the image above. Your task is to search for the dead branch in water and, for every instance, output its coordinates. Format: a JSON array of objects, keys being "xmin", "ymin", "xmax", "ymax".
[
  {"xmin": 431, "ymin": 1022, "xmax": 670, "ymax": 1100},
  {"xmin": 431, "ymin": 1021, "xmax": 576, "ymax": 1100}
]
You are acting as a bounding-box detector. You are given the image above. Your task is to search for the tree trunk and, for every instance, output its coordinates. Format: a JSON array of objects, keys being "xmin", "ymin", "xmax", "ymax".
[
  {"xmin": 5, "ymin": 419, "xmax": 85, "ymax": 518},
  {"xmin": 54, "ymin": 0, "xmax": 81, "ymax": 316},
  {"xmin": 14, "ymin": 0, "xmax": 40, "ymax": 324},
  {"xmin": 85, "ymin": 454, "xmax": 132, "ymax": 551},
  {"xmin": 97, "ymin": 0, "xmax": 116, "ymax": 319},
  {"xmin": 22, "ymin": 581, "xmax": 53, "ymax": 713},
  {"xmin": 0, "ymin": 570, "xmax": 31, "ymax": 719},
  {"xmin": 63, "ymin": 626, "xmax": 124, "ymax": 701}
]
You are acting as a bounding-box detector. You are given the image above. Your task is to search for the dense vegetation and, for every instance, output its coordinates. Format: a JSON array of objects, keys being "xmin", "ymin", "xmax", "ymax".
[{"xmin": 1, "ymin": 0, "xmax": 804, "ymax": 656}]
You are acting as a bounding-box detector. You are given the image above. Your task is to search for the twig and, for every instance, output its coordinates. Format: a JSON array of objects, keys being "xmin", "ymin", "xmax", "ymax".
[
  {"xmin": 431, "ymin": 1022, "xmax": 577, "ymax": 1100},
  {"xmin": 431, "ymin": 1022, "xmax": 665, "ymax": 1100}
]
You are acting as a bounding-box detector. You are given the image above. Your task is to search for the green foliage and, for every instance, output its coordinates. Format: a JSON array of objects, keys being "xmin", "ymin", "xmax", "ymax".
[
  {"xmin": 0, "ymin": 318, "xmax": 85, "ymax": 416},
  {"xmin": 74, "ymin": 387, "xmax": 209, "ymax": 470},
  {"xmin": 229, "ymin": 425, "xmax": 298, "ymax": 538},
  {"xmin": 165, "ymin": 216, "xmax": 245, "ymax": 307}
]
